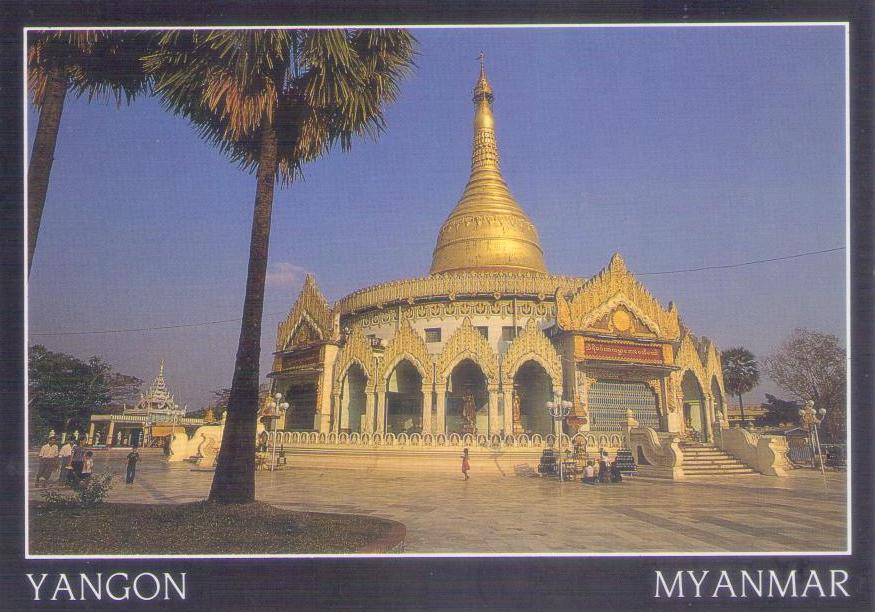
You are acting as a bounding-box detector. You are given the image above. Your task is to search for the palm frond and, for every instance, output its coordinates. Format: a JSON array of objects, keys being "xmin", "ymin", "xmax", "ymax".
[{"xmin": 145, "ymin": 28, "xmax": 415, "ymax": 185}]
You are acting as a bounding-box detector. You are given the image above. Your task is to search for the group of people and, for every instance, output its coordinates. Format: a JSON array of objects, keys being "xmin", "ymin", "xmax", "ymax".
[
  {"xmin": 34, "ymin": 436, "xmax": 142, "ymax": 487},
  {"xmin": 35, "ymin": 436, "xmax": 94, "ymax": 487},
  {"xmin": 581, "ymin": 448, "xmax": 623, "ymax": 485}
]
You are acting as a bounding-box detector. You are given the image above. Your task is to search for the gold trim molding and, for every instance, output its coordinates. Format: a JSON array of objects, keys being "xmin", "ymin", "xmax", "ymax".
[{"xmin": 337, "ymin": 271, "xmax": 584, "ymax": 316}]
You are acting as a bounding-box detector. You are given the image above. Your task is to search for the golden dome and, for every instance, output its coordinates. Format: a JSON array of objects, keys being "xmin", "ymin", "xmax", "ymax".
[{"xmin": 430, "ymin": 61, "xmax": 547, "ymax": 275}]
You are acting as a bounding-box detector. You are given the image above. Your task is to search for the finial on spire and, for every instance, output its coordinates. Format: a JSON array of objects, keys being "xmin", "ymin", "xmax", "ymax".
[
  {"xmin": 159, "ymin": 358, "xmax": 165, "ymax": 376},
  {"xmin": 473, "ymin": 52, "xmax": 493, "ymax": 104}
]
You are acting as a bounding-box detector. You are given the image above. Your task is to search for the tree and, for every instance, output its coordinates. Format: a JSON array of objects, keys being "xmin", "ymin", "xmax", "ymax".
[
  {"xmin": 105, "ymin": 372, "xmax": 145, "ymax": 412},
  {"xmin": 721, "ymin": 347, "xmax": 760, "ymax": 427},
  {"xmin": 28, "ymin": 345, "xmax": 139, "ymax": 444},
  {"xmin": 144, "ymin": 30, "xmax": 415, "ymax": 503},
  {"xmin": 763, "ymin": 328, "xmax": 846, "ymax": 443},
  {"xmin": 27, "ymin": 31, "xmax": 151, "ymax": 273},
  {"xmin": 754, "ymin": 394, "xmax": 801, "ymax": 428}
]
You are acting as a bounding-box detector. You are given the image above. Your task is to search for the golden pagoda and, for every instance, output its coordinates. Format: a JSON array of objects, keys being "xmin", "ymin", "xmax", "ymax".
[
  {"xmin": 431, "ymin": 60, "xmax": 547, "ymax": 275},
  {"xmin": 269, "ymin": 62, "xmax": 727, "ymax": 446}
]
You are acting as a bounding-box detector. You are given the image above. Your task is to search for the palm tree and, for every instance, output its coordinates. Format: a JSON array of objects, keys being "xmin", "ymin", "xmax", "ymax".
[
  {"xmin": 721, "ymin": 347, "xmax": 760, "ymax": 427},
  {"xmin": 27, "ymin": 31, "xmax": 152, "ymax": 274},
  {"xmin": 144, "ymin": 30, "xmax": 415, "ymax": 504}
]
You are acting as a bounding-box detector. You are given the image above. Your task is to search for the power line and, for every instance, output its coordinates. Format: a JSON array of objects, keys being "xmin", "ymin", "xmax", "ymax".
[
  {"xmin": 637, "ymin": 246, "xmax": 844, "ymax": 276},
  {"xmin": 30, "ymin": 246, "xmax": 845, "ymax": 337},
  {"xmin": 30, "ymin": 312, "xmax": 291, "ymax": 337}
]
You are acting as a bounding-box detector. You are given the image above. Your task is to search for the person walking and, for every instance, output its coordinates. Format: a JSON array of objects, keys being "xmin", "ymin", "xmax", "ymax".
[
  {"xmin": 125, "ymin": 446, "xmax": 140, "ymax": 484},
  {"xmin": 35, "ymin": 436, "xmax": 59, "ymax": 487},
  {"xmin": 57, "ymin": 439, "xmax": 73, "ymax": 483},
  {"xmin": 461, "ymin": 447, "xmax": 470, "ymax": 481}
]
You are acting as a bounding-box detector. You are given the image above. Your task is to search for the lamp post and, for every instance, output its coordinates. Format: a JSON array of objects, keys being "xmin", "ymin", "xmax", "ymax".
[
  {"xmin": 266, "ymin": 393, "xmax": 289, "ymax": 472},
  {"xmin": 799, "ymin": 401, "xmax": 827, "ymax": 476},
  {"xmin": 546, "ymin": 398, "xmax": 573, "ymax": 482}
]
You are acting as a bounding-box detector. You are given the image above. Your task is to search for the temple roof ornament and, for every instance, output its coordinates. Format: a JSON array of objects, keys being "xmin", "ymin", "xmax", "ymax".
[
  {"xmin": 555, "ymin": 253, "xmax": 681, "ymax": 340},
  {"xmin": 430, "ymin": 60, "xmax": 547, "ymax": 275},
  {"xmin": 126, "ymin": 359, "xmax": 184, "ymax": 416},
  {"xmin": 276, "ymin": 274, "xmax": 338, "ymax": 352}
]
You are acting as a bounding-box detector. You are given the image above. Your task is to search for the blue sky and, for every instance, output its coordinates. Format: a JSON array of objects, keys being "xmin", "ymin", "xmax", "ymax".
[{"xmin": 27, "ymin": 26, "xmax": 847, "ymax": 409}]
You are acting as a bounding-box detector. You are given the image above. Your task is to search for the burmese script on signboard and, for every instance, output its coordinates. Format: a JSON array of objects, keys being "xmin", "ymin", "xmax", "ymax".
[{"xmin": 584, "ymin": 339, "xmax": 664, "ymax": 364}]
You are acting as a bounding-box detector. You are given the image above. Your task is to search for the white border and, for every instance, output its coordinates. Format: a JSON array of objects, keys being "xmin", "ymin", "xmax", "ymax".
[{"xmin": 23, "ymin": 22, "xmax": 852, "ymax": 560}]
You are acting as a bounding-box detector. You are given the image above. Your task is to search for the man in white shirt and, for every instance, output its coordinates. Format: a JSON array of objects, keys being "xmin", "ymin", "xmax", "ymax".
[
  {"xmin": 57, "ymin": 439, "xmax": 73, "ymax": 483},
  {"xmin": 35, "ymin": 436, "xmax": 59, "ymax": 487}
]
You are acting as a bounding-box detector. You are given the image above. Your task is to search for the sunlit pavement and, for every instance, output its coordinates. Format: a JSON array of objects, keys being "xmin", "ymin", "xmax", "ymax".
[{"xmin": 29, "ymin": 449, "xmax": 847, "ymax": 554}]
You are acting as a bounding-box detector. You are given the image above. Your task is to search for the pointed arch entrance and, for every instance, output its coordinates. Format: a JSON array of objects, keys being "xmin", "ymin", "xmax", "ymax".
[
  {"xmin": 681, "ymin": 370, "xmax": 708, "ymax": 441},
  {"xmin": 512, "ymin": 360, "xmax": 554, "ymax": 436},
  {"xmin": 386, "ymin": 359, "xmax": 424, "ymax": 434},
  {"xmin": 447, "ymin": 359, "xmax": 488, "ymax": 435},
  {"xmin": 339, "ymin": 362, "xmax": 368, "ymax": 433}
]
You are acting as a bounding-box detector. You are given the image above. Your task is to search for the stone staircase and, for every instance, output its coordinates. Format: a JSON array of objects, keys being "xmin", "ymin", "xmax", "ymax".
[{"xmin": 680, "ymin": 441, "xmax": 758, "ymax": 476}]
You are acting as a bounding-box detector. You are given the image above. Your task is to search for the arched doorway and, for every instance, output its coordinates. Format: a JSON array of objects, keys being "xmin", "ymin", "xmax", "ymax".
[
  {"xmin": 386, "ymin": 360, "xmax": 423, "ymax": 434},
  {"xmin": 681, "ymin": 371, "xmax": 707, "ymax": 440},
  {"xmin": 447, "ymin": 359, "xmax": 488, "ymax": 435},
  {"xmin": 512, "ymin": 360, "xmax": 554, "ymax": 436},
  {"xmin": 339, "ymin": 363, "xmax": 368, "ymax": 433},
  {"xmin": 711, "ymin": 376, "xmax": 724, "ymax": 423}
]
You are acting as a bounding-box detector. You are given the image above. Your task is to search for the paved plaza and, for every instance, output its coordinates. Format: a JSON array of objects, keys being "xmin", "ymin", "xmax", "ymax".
[{"xmin": 30, "ymin": 449, "xmax": 847, "ymax": 554}]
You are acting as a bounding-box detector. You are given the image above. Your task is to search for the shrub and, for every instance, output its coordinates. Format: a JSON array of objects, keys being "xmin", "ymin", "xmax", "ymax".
[{"xmin": 41, "ymin": 472, "xmax": 114, "ymax": 509}]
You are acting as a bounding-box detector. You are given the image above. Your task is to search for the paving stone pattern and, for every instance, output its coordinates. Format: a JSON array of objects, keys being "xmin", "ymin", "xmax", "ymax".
[{"xmin": 30, "ymin": 449, "xmax": 847, "ymax": 554}]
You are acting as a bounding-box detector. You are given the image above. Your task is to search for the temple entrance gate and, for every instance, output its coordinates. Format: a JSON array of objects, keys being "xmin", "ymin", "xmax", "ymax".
[
  {"xmin": 681, "ymin": 370, "xmax": 708, "ymax": 441},
  {"xmin": 447, "ymin": 359, "xmax": 488, "ymax": 435},
  {"xmin": 339, "ymin": 362, "xmax": 367, "ymax": 433},
  {"xmin": 588, "ymin": 380, "xmax": 660, "ymax": 431},
  {"xmin": 386, "ymin": 359, "xmax": 424, "ymax": 434},
  {"xmin": 512, "ymin": 360, "xmax": 554, "ymax": 436}
]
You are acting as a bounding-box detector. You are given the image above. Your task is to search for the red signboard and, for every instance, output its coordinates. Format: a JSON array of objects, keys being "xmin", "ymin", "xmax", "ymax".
[{"xmin": 584, "ymin": 339, "xmax": 665, "ymax": 364}]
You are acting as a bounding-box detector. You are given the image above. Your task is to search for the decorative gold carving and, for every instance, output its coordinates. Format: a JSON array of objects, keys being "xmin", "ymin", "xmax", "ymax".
[
  {"xmin": 332, "ymin": 327, "xmax": 376, "ymax": 395},
  {"xmin": 352, "ymin": 298, "xmax": 555, "ymax": 331},
  {"xmin": 436, "ymin": 317, "xmax": 499, "ymax": 384},
  {"xmin": 377, "ymin": 319, "xmax": 434, "ymax": 386},
  {"xmin": 500, "ymin": 318, "xmax": 562, "ymax": 389},
  {"xmin": 337, "ymin": 272, "xmax": 583, "ymax": 317},
  {"xmin": 611, "ymin": 308, "xmax": 631, "ymax": 332},
  {"xmin": 673, "ymin": 332, "xmax": 709, "ymax": 394},
  {"xmin": 276, "ymin": 275, "xmax": 337, "ymax": 351},
  {"xmin": 555, "ymin": 254, "xmax": 680, "ymax": 340},
  {"xmin": 291, "ymin": 320, "xmax": 319, "ymax": 345}
]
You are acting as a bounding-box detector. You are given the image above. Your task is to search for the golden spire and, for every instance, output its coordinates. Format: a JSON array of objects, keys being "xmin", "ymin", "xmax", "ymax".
[{"xmin": 430, "ymin": 56, "xmax": 547, "ymax": 275}]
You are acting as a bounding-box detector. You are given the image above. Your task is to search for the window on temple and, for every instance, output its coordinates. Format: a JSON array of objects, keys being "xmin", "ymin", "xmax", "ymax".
[
  {"xmin": 501, "ymin": 326, "xmax": 522, "ymax": 342},
  {"xmin": 425, "ymin": 328, "xmax": 442, "ymax": 343},
  {"xmin": 476, "ymin": 326, "xmax": 489, "ymax": 339}
]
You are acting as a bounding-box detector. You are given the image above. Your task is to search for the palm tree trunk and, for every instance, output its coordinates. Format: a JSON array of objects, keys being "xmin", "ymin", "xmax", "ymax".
[
  {"xmin": 738, "ymin": 393, "xmax": 746, "ymax": 428},
  {"xmin": 28, "ymin": 64, "xmax": 67, "ymax": 274},
  {"xmin": 209, "ymin": 120, "xmax": 278, "ymax": 504}
]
